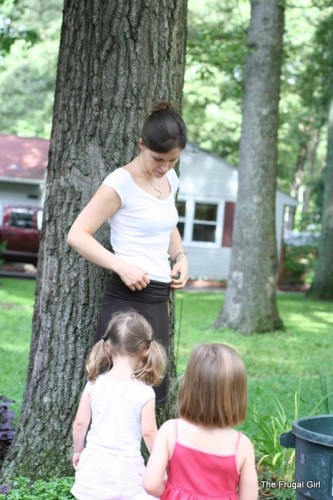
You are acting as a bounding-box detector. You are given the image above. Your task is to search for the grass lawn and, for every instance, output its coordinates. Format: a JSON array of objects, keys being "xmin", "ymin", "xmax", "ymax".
[
  {"xmin": 2, "ymin": 276, "xmax": 332, "ymax": 427},
  {"xmin": 1, "ymin": 277, "xmax": 333, "ymax": 497},
  {"xmin": 1, "ymin": 276, "xmax": 333, "ymax": 426},
  {"xmin": 0, "ymin": 277, "xmax": 35, "ymax": 416}
]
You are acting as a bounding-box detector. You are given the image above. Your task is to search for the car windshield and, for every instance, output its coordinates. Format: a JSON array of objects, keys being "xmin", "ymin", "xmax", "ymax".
[{"xmin": 9, "ymin": 209, "xmax": 34, "ymax": 229}]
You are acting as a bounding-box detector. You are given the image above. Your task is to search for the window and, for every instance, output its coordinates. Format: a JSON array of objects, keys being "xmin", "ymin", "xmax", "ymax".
[
  {"xmin": 176, "ymin": 200, "xmax": 220, "ymax": 245},
  {"xmin": 176, "ymin": 200, "xmax": 186, "ymax": 239},
  {"xmin": 192, "ymin": 203, "xmax": 217, "ymax": 242},
  {"xmin": 177, "ymin": 199, "xmax": 235, "ymax": 247}
]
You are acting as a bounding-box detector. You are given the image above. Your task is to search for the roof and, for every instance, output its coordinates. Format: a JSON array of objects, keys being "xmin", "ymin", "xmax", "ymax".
[
  {"xmin": 182, "ymin": 142, "xmax": 298, "ymax": 206},
  {"xmin": 0, "ymin": 134, "xmax": 49, "ymax": 181},
  {"xmin": 0, "ymin": 135, "xmax": 298, "ymax": 206}
]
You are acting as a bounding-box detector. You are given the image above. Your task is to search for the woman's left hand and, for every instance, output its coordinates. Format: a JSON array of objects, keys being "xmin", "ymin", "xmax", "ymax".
[{"xmin": 170, "ymin": 254, "xmax": 189, "ymax": 289}]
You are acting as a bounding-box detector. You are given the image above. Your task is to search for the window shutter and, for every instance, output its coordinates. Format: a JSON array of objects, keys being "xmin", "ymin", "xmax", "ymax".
[{"xmin": 222, "ymin": 202, "xmax": 235, "ymax": 247}]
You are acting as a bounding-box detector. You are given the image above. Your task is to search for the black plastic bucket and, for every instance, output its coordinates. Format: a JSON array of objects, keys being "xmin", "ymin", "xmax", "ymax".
[{"xmin": 280, "ymin": 415, "xmax": 333, "ymax": 499}]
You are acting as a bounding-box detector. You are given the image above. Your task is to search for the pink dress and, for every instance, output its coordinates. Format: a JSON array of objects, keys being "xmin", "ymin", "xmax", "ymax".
[{"xmin": 161, "ymin": 421, "xmax": 241, "ymax": 500}]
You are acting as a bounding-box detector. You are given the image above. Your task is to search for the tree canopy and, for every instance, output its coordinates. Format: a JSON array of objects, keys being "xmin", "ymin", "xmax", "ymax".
[{"xmin": 1, "ymin": 0, "xmax": 333, "ymax": 229}]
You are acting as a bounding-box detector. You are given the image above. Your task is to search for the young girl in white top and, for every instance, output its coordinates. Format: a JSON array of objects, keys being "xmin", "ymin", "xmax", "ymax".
[
  {"xmin": 144, "ymin": 343, "xmax": 258, "ymax": 500},
  {"xmin": 71, "ymin": 310, "xmax": 166, "ymax": 500}
]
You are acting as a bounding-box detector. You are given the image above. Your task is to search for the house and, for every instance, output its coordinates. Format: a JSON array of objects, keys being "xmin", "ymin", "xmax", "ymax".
[
  {"xmin": 1, "ymin": 135, "xmax": 297, "ymax": 281},
  {"xmin": 0, "ymin": 134, "xmax": 48, "ymax": 221},
  {"xmin": 177, "ymin": 143, "xmax": 298, "ymax": 281}
]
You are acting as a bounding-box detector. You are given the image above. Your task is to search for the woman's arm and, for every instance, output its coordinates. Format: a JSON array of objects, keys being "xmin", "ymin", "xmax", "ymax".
[
  {"xmin": 168, "ymin": 227, "xmax": 189, "ymax": 289},
  {"xmin": 67, "ymin": 185, "xmax": 150, "ymax": 289},
  {"xmin": 144, "ymin": 421, "xmax": 172, "ymax": 497},
  {"xmin": 141, "ymin": 398, "xmax": 158, "ymax": 454},
  {"xmin": 72, "ymin": 392, "xmax": 92, "ymax": 469}
]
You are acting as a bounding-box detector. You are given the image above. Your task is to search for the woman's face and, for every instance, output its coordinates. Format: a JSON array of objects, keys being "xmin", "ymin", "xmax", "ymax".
[{"xmin": 140, "ymin": 139, "xmax": 182, "ymax": 178}]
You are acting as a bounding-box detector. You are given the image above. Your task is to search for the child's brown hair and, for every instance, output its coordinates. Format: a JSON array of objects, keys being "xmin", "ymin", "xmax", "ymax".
[
  {"xmin": 86, "ymin": 310, "xmax": 167, "ymax": 386},
  {"xmin": 178, "ymin": 343, "xmax": 247, "ymax": 428}
]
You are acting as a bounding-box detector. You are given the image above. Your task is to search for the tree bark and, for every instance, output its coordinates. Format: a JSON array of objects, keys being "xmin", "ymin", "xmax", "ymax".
[
  {"xmin": 1, "ymin": 0, "xmax": 187, "ymax": 482},
  {"xmin": 215, "ymin": 0, "xmax": 284, "ymax": 334},
  {"xmin": 308, "ymin": 101, "xmax": 333, "ymax": 300}
]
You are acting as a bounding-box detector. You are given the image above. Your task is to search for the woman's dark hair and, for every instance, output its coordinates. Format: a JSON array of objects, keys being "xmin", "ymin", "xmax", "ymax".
[{"xmin": 141, "ymin": 102, "xmax": 187, "ymax": 153}]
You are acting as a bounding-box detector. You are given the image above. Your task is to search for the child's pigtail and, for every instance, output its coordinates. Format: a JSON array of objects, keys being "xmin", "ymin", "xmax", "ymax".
[
  {"xmin": 86, "ymin": 339, "xmax": 112, "ymax": 382},
  {"xmin": 134, "ymin": 340, "xmax": 167, "ymax": 386}
]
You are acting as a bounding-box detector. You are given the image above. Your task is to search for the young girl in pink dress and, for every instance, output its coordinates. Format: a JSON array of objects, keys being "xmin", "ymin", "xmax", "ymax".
[
  {"xmin": 144, "ymin": 343, "xmax": 258, "ymax": 500},
  {"xmin": 71, "ymin": 310, "xmax": 166, "ymax": 500}
]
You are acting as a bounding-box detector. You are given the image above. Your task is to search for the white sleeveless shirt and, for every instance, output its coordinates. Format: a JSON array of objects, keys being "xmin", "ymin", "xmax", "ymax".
[
  {"xmin": 84, "ymin": 375, "xmax": 155, "ymax": 457},
  {"xmin": 102, "ymin": 168, "xmax": 179, "ymax": 282}
]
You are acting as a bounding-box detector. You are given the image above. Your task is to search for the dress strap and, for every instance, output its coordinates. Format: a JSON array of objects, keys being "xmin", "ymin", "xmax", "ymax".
[
  {"xmin": 175, "ymin": 419, "xmax": 179, "ymax": 440},
  {"xmin": 168, "ymin": 419, "xmax": 179, "ymax": 460},
  {"xmin": 235, "ymin": 431, "xmax": 241, "ymax": 452}
]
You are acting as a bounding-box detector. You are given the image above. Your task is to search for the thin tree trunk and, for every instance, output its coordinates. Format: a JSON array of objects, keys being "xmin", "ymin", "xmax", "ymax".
[
  {"xmin": 308, "ymin": 101, "xmax": 333, "ymax": 299},
  {"xmin": 1, "ymin": 0, "xmax": 187, "ymax": 482},
  {"xmin": 215, "ymin": 0, "xmax": 284, "ymax": 334},
  {"xmin": 301, "ymin": 127, "xmax": 321, "ymax": 226},
  {"xmin": 286, "ymin": 141, "xmax": 308, "ymax": 229}
]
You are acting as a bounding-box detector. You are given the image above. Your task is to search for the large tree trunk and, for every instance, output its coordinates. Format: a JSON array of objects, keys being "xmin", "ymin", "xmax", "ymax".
[
  {"xmin": 1, "ymin": 0, "xmax": 187, "ymax": 482},
  {"xmin": 215, "ymin": 0, "xmax": 284, "ymax": 334},
  {"xmin": 308, "ymin": 101, "xmax": 333, "ymax": 300}
]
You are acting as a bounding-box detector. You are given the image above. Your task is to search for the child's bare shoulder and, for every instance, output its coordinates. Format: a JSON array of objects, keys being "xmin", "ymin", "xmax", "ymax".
[
  {"xmin": 238, "ymin": 432, "xmax": 255, "ymax": 455},
  {"xmin": 240, "ymin": 432, "xmax": 253, "ymax": 444},
  {"xmin": 159, "ymin": 418, "xmax": 177, "ymax": 434}
]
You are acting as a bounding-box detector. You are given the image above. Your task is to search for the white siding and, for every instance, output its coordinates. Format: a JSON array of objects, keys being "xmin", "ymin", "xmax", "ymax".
[
  {"xmin": 186, "ymin": 247, "xmax": 232, "ymax": 281},
  {"xmin": 178, "ymin": 144, "xmax": 238, "ymax": 201}
]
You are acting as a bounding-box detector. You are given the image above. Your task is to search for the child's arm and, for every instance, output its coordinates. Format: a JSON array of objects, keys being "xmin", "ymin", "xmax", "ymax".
[
  {"xmin": 238, "ymin": 436, "xmax": 258, "ymax": 500},
  {"xmin": 141, "ymin": 398, "xmax": 158, "ymax": 453},
  {"xmin": 72, "ymin": 391, "xmax": 92, "ymax": 469},
  {"xmin": 144, "ymin": 421, "xmax": 172, "ymax": 497}
]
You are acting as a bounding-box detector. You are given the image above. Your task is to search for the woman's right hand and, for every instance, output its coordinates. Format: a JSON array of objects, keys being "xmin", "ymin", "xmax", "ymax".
[{"xmin": 116, "ymin": 261, "xmax": 150, "ymax": 291}]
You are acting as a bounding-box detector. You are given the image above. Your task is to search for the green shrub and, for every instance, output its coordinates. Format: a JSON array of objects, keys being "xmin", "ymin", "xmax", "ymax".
[
  {"xmin": 250, "ymin": 388, "xmax": 296, "ymax": 482},
  {"xmin": 2, "ymin": 476, "xmax": 74, "ymax": 499},
  {"xmin": 280, "ymin": 245, "xmax": 317, "ymax": 285},
  {"xmin": 319, "ymin": 373, "xmax": 333, "ymax": 414}
]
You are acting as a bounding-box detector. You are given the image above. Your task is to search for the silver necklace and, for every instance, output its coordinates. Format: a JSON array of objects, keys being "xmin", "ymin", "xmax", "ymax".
[
  {"xmin": 151, "ymin": 182, "xmax": 162, "ymax": 199},
  {"xmin": 137, "ymin": 155, "xmax": 162, "ymax": 198}
]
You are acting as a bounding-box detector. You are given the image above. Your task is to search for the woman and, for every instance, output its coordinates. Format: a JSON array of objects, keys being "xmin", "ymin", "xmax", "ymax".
[{"xmin": 67, "ymin": 102, "xmax": 189, "ymax": 403}]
